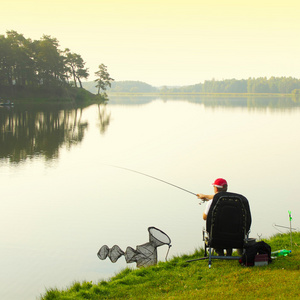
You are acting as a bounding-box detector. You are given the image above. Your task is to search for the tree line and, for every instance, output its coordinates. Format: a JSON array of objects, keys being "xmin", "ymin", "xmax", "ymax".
[
  {"xmin": 0, "ymin": 30, "xmax": 113, "ymax": 94},
  {"xmin": 161, "ymin": 77, "xmax": 300, "ymax": 94},
  {"xmin": 102, "ymin": 78, "xmax": 300, "ymax": 94}
]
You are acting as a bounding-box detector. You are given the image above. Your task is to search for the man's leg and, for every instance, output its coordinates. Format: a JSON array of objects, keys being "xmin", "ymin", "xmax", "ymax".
[
  {"xmin": 214, "ymin": 248, "xmax": 224, "ymax": 256},
  {"xmin": 237, "ymin": 248, "xmax": 243, "ymax": 255}
]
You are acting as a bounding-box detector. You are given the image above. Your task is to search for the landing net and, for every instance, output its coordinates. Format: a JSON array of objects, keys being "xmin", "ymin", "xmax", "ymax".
[{"xmin": 97, "ymin": 226, "xmax": 172, "ymax": 267}]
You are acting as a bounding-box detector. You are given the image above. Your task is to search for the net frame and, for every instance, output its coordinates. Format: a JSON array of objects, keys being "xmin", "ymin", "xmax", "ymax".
[{"xmin": 148, "ymin": 226, "xmax": 171, "ymax": 247}]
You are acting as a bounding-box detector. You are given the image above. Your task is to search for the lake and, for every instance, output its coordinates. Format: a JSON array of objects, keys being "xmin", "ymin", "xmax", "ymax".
[{"xmin": 1, "ymin": 95, "xmax": 299, "ymax": 299}]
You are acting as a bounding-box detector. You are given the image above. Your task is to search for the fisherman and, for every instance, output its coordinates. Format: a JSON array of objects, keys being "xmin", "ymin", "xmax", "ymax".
[{"xmin": 197, "ymin": 178, "xmax": 232, "ymax": 256}]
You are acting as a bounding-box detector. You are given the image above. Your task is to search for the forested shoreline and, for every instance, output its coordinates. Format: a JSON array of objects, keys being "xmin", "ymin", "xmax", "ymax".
[
  {"xmin": 101, "ymin": 78, "xmax": 300, "ymax": 94},
  {"xmin": 1, "ymin": 31, "xmax": 300, "ymax": 99},
  {"xmin": 162, "ymin": 77, "xmax": 300, "ymax": 94}
]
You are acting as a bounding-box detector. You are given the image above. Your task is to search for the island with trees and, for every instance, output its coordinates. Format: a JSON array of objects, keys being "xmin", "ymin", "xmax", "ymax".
[{"xmin": 0, "ymin": 30, "xmax": 113, "ymax": 103}]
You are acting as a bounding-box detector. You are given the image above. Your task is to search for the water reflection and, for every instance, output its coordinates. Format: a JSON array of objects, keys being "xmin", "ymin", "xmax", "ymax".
[
  {"xmin": 97, "ymin": 104, "xmax": 111, "ymax": 134},
  {"xmin": 109, "ymin": 95, "xmax": 300, "ymax": 110},
  {"xmin": 1, "ymin": 95, "xmax": 299, "ymax": 164},
  {"xmin": 192, "ymin": 96, "xmax": 300, "ymax": 110},
  {"xmin": 1, "ymin": 96, "xmax": 300, "ymax": 300},
  {"xmin": 0, "ymin": 103, "xmax": 112, "ymax": 163},
  {"xmin": 0, "ymin": 106, "xmax": 88, "ymax": 162}
]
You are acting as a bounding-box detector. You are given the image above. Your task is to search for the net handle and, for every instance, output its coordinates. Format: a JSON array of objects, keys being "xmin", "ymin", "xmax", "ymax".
[{"xmin": 165, "ymin": 244, "xmax": 172, "ymax": 261}]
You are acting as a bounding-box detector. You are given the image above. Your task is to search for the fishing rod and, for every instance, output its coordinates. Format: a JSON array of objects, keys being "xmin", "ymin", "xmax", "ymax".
[
  {"xmin": 108, "ymin": 164, "xmax": 199, "ymax": 197},
  {"xmin": 273, "ymin": 224, "xmax": 297, "ymax": 231}
]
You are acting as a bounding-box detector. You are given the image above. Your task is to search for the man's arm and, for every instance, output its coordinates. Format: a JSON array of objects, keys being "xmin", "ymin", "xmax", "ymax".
[{"xmin": 197, "ymin": 193, "xmax": 214, "ymax": 201}]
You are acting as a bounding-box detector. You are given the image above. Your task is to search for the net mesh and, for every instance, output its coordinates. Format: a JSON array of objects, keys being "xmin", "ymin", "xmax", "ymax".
[
  {"xmin": 97, "ymin": 245, "xmax": 109, "ymax": 260},
  {"xmin": 108, "ymin": 245, "xmax": 124, "ymax": 263}
]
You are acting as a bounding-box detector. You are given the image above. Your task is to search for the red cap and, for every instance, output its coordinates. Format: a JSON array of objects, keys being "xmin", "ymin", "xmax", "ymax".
[{"xmin": 212, "ymin": 178, "xmax": 227, "ymax": 188}]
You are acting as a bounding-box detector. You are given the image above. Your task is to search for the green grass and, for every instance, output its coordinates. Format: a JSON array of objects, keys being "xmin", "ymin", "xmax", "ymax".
[{"xmin": 40, "ymin": 232, "xmax": 300, "ymax": 299}]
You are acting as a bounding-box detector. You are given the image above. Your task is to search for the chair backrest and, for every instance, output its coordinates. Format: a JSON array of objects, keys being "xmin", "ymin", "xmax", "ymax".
[{"xmin": 206, "ymin": 192, "xmax": 251, "ymax": 249}]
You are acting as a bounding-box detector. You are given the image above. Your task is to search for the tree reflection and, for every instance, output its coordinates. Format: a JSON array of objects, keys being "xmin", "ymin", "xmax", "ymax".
[
  {"xmin": 97, "ymin": 103, "xmax": 111, "ymax": 134},
  {"xmin": 0, "ymin": 107, "xmax": 88, "ymax": 163}
]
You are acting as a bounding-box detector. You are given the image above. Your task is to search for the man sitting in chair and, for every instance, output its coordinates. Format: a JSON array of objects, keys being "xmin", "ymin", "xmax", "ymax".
[{"xmin": 197, "ymin": 178, "xmax": 233, "ymax": 256}]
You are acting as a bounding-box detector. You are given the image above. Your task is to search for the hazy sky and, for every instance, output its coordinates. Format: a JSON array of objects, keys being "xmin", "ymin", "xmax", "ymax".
[{"xmin": 1, "ymin": 0, "xmax": 300, "ymax": 86}]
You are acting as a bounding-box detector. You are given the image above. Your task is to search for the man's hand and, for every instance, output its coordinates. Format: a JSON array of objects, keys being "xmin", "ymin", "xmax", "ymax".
[{"xmin": 197, "ymin": 193, "xmax": 208, "ymax": 200}]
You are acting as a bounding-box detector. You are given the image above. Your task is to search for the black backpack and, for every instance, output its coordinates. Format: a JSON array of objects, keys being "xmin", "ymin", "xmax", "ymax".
[{"xmin": 239, "ymin": 241, "xmax": 272, "ymax": 266}]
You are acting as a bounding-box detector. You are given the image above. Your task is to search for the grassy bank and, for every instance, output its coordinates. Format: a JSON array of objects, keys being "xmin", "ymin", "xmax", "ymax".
[{"xmin": 41, "ymin": 232, "xmax": 300, "ymax": 299}]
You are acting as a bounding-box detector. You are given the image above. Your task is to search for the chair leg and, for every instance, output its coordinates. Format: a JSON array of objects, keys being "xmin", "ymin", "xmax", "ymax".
[
  {"xmin": 226, "ymin": 248, "xmax": 233, "ymax": 256},
  {"xmin": 208, "ymin": 247, "xmax": 212, "ymax": 268}
]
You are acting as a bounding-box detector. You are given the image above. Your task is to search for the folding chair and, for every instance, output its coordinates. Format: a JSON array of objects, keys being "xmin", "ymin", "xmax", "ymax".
[{"xmin": 188, "ymin": 191, "xmax": 252, "ymax": 268}]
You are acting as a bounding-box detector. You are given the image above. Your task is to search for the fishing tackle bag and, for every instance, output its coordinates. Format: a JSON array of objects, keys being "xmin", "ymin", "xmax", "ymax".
[{"xmin": 239, "ymin": 241, "xmax": 272, "ymax": 266}]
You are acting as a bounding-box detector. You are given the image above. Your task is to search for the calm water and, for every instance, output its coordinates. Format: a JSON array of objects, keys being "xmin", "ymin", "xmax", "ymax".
[{"xmin": 1, "ymin": 96, "xmax": 299, "ymax": 299}]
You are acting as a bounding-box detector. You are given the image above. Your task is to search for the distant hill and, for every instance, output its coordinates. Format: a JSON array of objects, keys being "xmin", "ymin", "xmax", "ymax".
[
  {"xmin": 82, "ymin": 80, "xmax": 159, "ymax": 94},
  {"xmin": 82, "ymin": 81, "xmax": 99, "ymax": 94}
]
